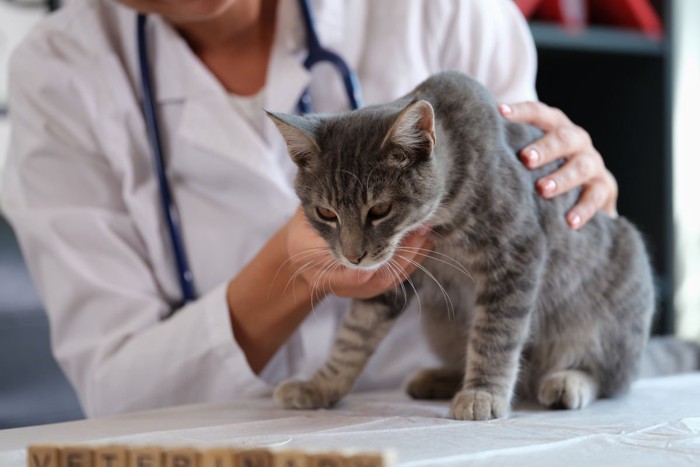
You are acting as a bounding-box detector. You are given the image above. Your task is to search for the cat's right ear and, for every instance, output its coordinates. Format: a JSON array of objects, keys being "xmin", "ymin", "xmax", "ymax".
[
  {"xmin": 266, "ymin": 111, "xmax": 321, "ymax": 169},
  {"xmin": 381, "ymin": 100, "xmax": 436, "ymax": 167}
]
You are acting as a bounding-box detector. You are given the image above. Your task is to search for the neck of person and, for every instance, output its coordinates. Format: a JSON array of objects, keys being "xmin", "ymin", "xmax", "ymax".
[{"xmin": 167, "ymin": 0, "xmax": 279, "ymax": 96}]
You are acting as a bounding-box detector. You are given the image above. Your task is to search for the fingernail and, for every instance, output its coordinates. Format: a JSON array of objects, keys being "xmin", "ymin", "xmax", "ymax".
[
  {"xmin": 498, "ymin": 104, "xmax": 513, "ymax": 117},
  {"xmin": 540, "ymin": 179, "xmax": 557, "ymax": 194},
  {"xmin": 569, "ymin": 212, "xmax": 582, "ymax": 229},
  {"xmin": 522, "ymin": 147, "xmax": 540, "ymax": 165}
]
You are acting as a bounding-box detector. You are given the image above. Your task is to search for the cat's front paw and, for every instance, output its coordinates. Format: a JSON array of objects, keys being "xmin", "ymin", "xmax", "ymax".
[
  {"xmin": 273, "ymin": 379, "xmax": 339, "ymax": 409},
  {"xmin": 449, "ymin": 389, "xmax": 510, "ymax": 421}
]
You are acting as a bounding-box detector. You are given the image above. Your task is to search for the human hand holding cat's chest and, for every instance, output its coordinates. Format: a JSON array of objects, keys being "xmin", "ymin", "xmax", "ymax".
[{"xmin": 286, "ymin": 208, "xmax": 433, "ymax": 300}]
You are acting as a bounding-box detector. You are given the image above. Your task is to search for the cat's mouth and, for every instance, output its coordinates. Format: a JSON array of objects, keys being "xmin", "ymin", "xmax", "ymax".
[
  {"xmin": 333, "ymin": 223, "xmax": 427, "ymax": 271},
  {"xmin": 335, "ymin": 242, "xmax": 400, "ymax": 271},
  {"xmin": 337, "ymin": 255, "xmax": 389, "ymax": 271}
]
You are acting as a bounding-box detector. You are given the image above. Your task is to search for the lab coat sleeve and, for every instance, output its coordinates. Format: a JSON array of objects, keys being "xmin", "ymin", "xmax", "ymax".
[
  {"xmin": 429, "ymin": 0, "xmax": 538, "ymax": 103},
  {"xmin": 2, "ymin": 37, "xmax": 270, "ymax": 417}
]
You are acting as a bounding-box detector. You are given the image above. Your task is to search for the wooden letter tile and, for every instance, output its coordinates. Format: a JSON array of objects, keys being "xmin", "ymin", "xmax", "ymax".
[
  {"xmin": 309, "ymin": 453, "xmax": 344, "ymax": 467},
  {"xmin": 271, "ymin": 450, "xmax": 308, "ymax": 467},
  {"xmin": 200, "ymin": 448, "xmax": 236, "ymax": 467},
  {"xmin": 237, "ymin": 448, "xmax": 272, "ymax": 467},
  {"xmin": 164, "ymin": 448, "xmax": 199, "ymax": 467},
  {"xmin": 27, "ymin": 445, "xmax": 59, "ymax": 467},
  {"xmin": 129, "ymin": 446, "xmax": 164, "ymax": 467},
  {"xmin": 95, "ymin": 445, "xmax": 127, "ymax": 467},
  {"xmin": 61, "ymin": 446, "xmax": 94, "ymax": 467}
]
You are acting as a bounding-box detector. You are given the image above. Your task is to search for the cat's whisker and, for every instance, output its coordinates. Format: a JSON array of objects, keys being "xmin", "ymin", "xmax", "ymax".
[
  {"xmin": 273, "ymin": 248, "xmax": 328, "ymax": 299},
  {"xmin": 381, "ymin": 261, "xmax": 408, "ymax": 310},
  {"xmin": 325, "ymin": 262, "xmax": 344, "ymax": 299},
  {"xmin": 324, "ymin": 262, "xmax": 345, "ymax": 301},
  {"xmin": 285, "ymin": 259, "xmax": 321, "ymax": 302},
  {"xmin": 279, "ymin": 248, "xmax": 329, "ymax": 280},
  {"xmin": 389, "ymin": 258, "xmax": 422, "ymax": 318},
  {"xmin": 396, "ymin": 253, "xmax": 455, "ymax": 321},
  {"xmin": 394, "ymin": 267, "xmax": 410, "ymax": 310},
  {"xmin": 286, "ymin": 259, "xmax": 317, "ymax": 293},
  {"xmin": 340, "ymin": 169, "xmax": 364, "ymax": 192},
  {"xmin": 376, "ymin": 264, "xmax": 395, "ymax": 304},
  {"xmin": 286, "ymin": 253, "xmax": 335, "ymax": 305},
  {"xmin": 310, "ymin": 257, "xmax": 339, "ymax": 305},
  {"xmin": 423, "ymin": 216, "xmax": 458, "ymax": 242},
  {"xmin": 308, "ymin": 261, "xmax": 330, "ymax": 305},
  {"xmin": 382, "ymin": 260, "xmax": 402, "ymax": 306},
  {"xmin": 364, "ymin": 166, "xmax": 379, "ymax": 193},
  {"xmin": 318, "ymin": 260, "xmax": 342, "ymax": 302},
  {"xmin": 396, "ymin": 246, "xmax": 475, "ymax": 284}
]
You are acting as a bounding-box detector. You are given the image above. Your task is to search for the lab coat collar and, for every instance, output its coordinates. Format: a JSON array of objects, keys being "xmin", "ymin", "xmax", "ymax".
[
  {"xmin": 171, "ymin": 0, "xmax": 312, "ymax": 183},
  {"xmin": 146, "ymin": 15, "xmax": 217, "ymax": 103},
  {"xmin": 142, "ymin": 0, "xmax": 346, "ymax": 106},
  {"xmin": 126, "ymin": 0, "xmax": 346, "ymax": 188}
]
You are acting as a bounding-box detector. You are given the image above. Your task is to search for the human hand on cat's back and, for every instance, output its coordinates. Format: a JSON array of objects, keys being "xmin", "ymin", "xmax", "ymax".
[
  {"xmin": 286, "ymin": 208, "xmax": 433, "ymax": 300},
  {"xmin": 498, "ymin": 101, "xmax": 619, "ymax": 229}
]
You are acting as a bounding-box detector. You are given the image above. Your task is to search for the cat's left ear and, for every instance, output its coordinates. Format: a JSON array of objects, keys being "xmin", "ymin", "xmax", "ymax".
[
  {"xmin": 266, "ymin": 111, "xmax": 321, "ymax": 169},
  {"xmin": 382, "ymin": 100, "xmax": 436, "ymax": 167}
]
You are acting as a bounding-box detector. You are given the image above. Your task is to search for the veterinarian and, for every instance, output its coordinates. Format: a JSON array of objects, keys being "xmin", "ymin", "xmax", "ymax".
[{"xmin": 2, "ymin": 0, "xmax": 618, "ymax": 417}]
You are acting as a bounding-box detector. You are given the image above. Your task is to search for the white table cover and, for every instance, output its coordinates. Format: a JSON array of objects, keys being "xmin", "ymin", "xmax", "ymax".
[{"xmin": 2, "ymin": 374, "xmax": 700, "ymax": 466}]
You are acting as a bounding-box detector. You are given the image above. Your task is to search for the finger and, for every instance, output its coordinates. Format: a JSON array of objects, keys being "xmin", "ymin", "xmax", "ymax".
[
  {"xmin": 566, "ymin": 179, "xmax": 610, "ymax": 229},
  {"xmin": 601, "ymin": 171, "xmax": 619, "ymax": 217},
  {"xmin": 536, "ymin": 151, "xmax": 602, "ymax": 199},
  {"xmin": 498, "ymin": 101, "xmax": 570, "ymax": 132},
  {"xmin": 519, "ymin": 125, "xmax": 592, "ymax": 169}
]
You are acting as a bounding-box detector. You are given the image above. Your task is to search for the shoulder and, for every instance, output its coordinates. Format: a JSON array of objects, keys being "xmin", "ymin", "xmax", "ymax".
[
  {"xmin": 357, "ymin": 0, "xmax": 533, "ymax": 66},
  {"xmin": 360, "ymin": 0, "xmax": 527, "ymax": 32},
  {"xmin": 8, "ymin": 0, "xmax": 138, "ymax": 132},
  {"xmin": 9, "ymin": 0, "xmax": 130, "ymax": 102},
  {"xmin": 359, "ymin": 0, "xmax": 536, "ymax": 102},
  {"xmin": 12, "ymin": 0, "xmax": 116, "ymax": 65}
]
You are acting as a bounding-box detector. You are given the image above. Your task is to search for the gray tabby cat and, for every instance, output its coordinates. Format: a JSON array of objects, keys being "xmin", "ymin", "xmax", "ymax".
[{"xmin": 267, "ymin": 71, "xmax": 655, "ymax": 421}]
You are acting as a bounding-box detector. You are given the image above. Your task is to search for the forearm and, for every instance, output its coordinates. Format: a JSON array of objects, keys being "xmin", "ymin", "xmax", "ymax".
[
  {"xmin": 227, "ymin": 208, "xmax": 434, "ymax": 374},
  {"xmin": 227, "ymin": 221, "xmax": 320, "ymax": 374}
]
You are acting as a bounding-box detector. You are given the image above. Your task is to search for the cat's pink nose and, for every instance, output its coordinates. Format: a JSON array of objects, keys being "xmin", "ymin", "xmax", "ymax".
[{"xmin": 345, "ymin": 251, "xmax": 367, "ymax": 265}]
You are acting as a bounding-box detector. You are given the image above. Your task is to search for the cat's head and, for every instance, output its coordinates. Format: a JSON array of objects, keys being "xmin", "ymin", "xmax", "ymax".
[{"xmin": 268, "ymin": 100, "xmax": 442, "ymax": 270}]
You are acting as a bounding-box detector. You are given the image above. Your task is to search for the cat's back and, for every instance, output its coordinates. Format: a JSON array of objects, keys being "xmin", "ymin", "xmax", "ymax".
[{"xmin": 409, "ymin": 71, "xmax": 496, "ymax": 117}]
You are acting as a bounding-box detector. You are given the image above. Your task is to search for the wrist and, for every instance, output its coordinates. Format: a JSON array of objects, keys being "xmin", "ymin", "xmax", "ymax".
[{"xmin": 226, "ymin": 218, "xmax": 320, "ymax": 373}]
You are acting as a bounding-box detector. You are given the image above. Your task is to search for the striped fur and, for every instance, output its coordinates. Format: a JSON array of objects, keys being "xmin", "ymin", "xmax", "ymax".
[{"xmin": 270, "ymin": 71, "xmax": 657, "ymax": 420}]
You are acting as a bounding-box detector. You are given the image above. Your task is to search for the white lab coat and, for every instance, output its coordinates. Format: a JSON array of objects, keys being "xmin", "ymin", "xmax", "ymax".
[{"xmin": 2, "ymin": 0, "xmax": 537, "ymax": 417}]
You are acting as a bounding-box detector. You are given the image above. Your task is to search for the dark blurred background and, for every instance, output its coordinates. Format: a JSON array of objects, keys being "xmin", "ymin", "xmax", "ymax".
[{"xmin": 520, "ymin": 0, "xmax": 674, "ymax": 336}]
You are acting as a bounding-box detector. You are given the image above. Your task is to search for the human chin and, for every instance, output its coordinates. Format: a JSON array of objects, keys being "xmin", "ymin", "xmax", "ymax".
[
  {"xmin": 173, "ymin": 0, "xmax": 238, "ymax": 20},
  {"xmin": 118, "ymin": 0, "xmax": 236, "ymax": 20}
]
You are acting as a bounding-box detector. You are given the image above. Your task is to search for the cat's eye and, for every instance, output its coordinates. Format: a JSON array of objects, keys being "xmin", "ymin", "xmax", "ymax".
[
  {"xmin": 316, "ymin": 207, "xmax": 338, "ymax": 222},
  {"xmin": 368, "ymin": 203, "xmax": 392, "ymax": 220}
]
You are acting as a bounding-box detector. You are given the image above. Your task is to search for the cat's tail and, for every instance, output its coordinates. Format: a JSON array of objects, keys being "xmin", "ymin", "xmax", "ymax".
[{"xmin": 638, "ymin": 336, "xmax": 700, "ymax": 378}]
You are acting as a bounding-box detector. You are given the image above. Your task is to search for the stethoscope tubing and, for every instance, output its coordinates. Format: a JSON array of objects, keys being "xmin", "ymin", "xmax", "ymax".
[
  {"xmin": 137, "ymin": 13, "xmax": 197, "ymax": 310},
  {"xmin": 296, "ymin": 0, "xmax": 362, "ymax": 113}
]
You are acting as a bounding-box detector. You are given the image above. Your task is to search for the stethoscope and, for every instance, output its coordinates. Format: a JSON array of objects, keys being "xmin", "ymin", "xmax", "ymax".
[{"xmin": 137, "ymin": 0, "xmax": 362, "ymax": 313}]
